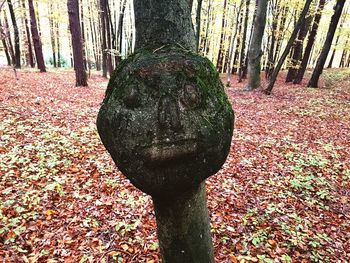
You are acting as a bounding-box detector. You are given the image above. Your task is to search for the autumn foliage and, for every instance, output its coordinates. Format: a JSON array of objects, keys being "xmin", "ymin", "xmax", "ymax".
[{"xmin": 0, "ymin": 67, "xmax": 349, "ymax": 262}]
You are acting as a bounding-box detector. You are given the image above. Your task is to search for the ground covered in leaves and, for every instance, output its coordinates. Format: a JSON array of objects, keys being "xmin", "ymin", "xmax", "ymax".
[{"xmin": 0, "ymin": 67, "xmax": 349, "ymax": 262}]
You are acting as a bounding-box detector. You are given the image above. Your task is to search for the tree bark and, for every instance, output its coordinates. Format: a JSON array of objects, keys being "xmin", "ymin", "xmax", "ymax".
[
  {"xmin": 134, "ymin": 0, "xmax": 195, "ymax": 51},
  {"xmin": 67, "ymin": 0, "xmax": 88, "ymax": 86},
  {"xmin": 195, "ymin": 0, "xmax": 203, "ymax": 52},
  {"xmin": 308, "ymin": 0, "xmax": 346, "ymax": 88},
  {"xmin": 116, "ymin": 0, "xmax": 127, "ymax": 55},
  {"xmin": 265, "ymin": 0, "xmax": 279, "ymax": 80},
  {"xmin": 133, "ymin": 1, "xmax": 213, "ymax": 261},
  {"xmin": 88, "ymin": 0, "xmax": 100, "ymax": 70},
  {"xmin": 21, "ymin": 0, "xmax": 35, "ymax": 68},
  {"xmin": 339, "ymin": 36, "xmax": 349, "ymax": 67},
  {"xmin": 56, "ymin": 20, "xmax": 61, "ymax": 67},
  {"xmin": 246, "ymin": 0, "xmax": 268, "ymax": 90},
  {"xmin": 49, "ymin": 2, "xmax": 57, "ymax": 67},
  {"xmin": 7, "ymin": 0, "xmax": 21, "ymax": 68},
  {"xmin": 293, "ymin": 0, "xmax": 325, "ymax": 84},
  {"xmin": 28, "ymin": 0, "xmax": 46, "ymax": 72},
  {"xmin": 0, "ymin": 19, "xmax": 11, "ymax": 66},
  {"xmin": 100, "ymin": 0, "xmax": 107, "ymax": 77},
  {"xmin": 226, "ymin": 0, "xmax": 244, "ymax": 86},
  {"xmin": 216, "ymin": 0, "xmax": 228, "ymax": 73},
  {"xmin": 153, "ymin": 183, "xmax": 214, "ymax": 263},
  {"xmin": 104, "ymin": 0, "xmax": 113, "ymax": 75},
  {"xmin": 2, "ymin": 13, "xmax": 16, "ymax": 66},
  {"xmin": 265, "ymin": 0, "xmax": 313, "ymax": 94},
  {"xmin": 238, "ymin": 0, "xmax": 250, "ymax": 82},
  {"xmin": 285, "ymin": 14, "xmax": 312, "ymax": 82}
]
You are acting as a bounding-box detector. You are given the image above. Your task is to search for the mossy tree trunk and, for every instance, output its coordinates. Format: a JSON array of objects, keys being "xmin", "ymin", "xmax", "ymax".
[{"xmin": 132, "ymin": 1, "xmax": 213, "ymax": 262}]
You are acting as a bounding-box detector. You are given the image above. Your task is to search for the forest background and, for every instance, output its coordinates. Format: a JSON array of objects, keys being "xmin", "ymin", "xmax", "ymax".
[
  {"xmin": 1, "ymin": 0, "xmax": 350, "ymax": 81},
  {"xmin": 1, "ymin": 0, "xmax": 350, "ymax": 262}
]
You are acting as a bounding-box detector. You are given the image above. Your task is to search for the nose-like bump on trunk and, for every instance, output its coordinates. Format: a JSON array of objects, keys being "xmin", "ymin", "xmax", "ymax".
[{"xmin": 158, "ymin": 95, "xmax": 182, "ymax": 132}]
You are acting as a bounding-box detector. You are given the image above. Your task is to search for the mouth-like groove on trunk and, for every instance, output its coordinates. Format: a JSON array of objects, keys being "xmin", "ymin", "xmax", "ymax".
[{"xmin": 142, "ymin": 139, "xmax": 198, "ymax": 166}]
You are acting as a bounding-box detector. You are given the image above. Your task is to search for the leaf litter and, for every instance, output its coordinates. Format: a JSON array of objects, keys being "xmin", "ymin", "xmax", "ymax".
[{"xmin": 0, "ymin": 68, "xmax": 349, "ymax": 262}]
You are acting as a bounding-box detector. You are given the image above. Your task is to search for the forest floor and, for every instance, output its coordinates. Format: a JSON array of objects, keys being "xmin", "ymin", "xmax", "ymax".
[{"xmin": 0, "ymin": 66, "xmax": 349, "ymax": 263}]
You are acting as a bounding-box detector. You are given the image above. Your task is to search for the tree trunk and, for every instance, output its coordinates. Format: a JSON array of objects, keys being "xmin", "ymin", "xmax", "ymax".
[
  {"xmin": 265, "ymin": 0, "xmax": 313, "ymax": 94},
  {"xmin": 117, "ymin": 0, "xmax": 127, "ymax": 56},
  {"xmin": 238, "ymin": 0, "xmax": 250, "ymax": 82},
  {"xmin": 195, "ymin": 0, "xmax": 203, "ymax": 52},
  {"xmin": 49, "ymin": 2, "xmax": 57, "ymax": 67},
  {"xmin": 273, "ymin": 6, "xmax": 288, "ymax": 65},
  {"xmin": 88, "ymin": 0, "xmax": 100, "ymax": 70},
  {"xmin": 133, "ymin": 0, "xmax": 213, "ymax": 261},
  {"xmin": 246, "ymin": 0, "xmax": 268, "ymax": 90},
  {"xmin": 293, "ymin": 0, "xmax": 325, "ymax": 84},
  {"xmin": 0, "ymin": 19, "xmax": 12, "ymax": 66},
  {"xmin": 21, "ymin": 0, "xmax": 35, "ymax": 68},
  {"xmin": 100, "ymin": 0, "xmax": 107, "ymax": 77},
  {"xmin": 56, "ymin": 20, "xmax": 61, "ymax": 67},
  {"xmin": 265, "ymin": 0, "xmax": 279, "ymax": 80},
  {"xmin": 2, "ymin": 13, "xmax": 16, "ymax": 66},
  {"xmin": 28, "ymin": 0, "xmax": 46, "ymax": 72},
  {"xmin": 67, "ymin": 0, "xmax": 88, "ymax": 86},
  {"xmin": 104, "ymin": 0, "xmax": 113, "ymax": 75},
  {"xmin": 339, "ymin": 36, "xmax": 349, "ymax": 67},
  {"xmin": 201, "ymin": 0, "xmax": 212, "ymax": 55},
  {"xmin": 80, "ymin": 0, "xmax": 87, "ymax": 70},
  {"xmin": 153, "ymin": 183, "xmax": 214, "ymax": 263},
  {"xmin": 327, "ymin": 34, "xmax": 340, "ymax": 69},
  {"xmin": 231, "ymin": 2, "xmax": 244, "ymax": 75},
  {"xmin": 308, "ymin": 0, "xmax": 346, "ymax": 88},
  {"xmin": 226, "ymin": 0, "xmax": 244, "ymax": 86},
  {"xmin": 216, "ymin": 0, "xmax": 228, "ymax": 73},
  {"xmin": 7, "ymin": 0, "xmax": 21, "ymax": 68},
  {"xmin": 285, "ymin": 14, "xmax": 312, "ymax": 82},
  {"xmin": 134, "ymin": 0, "xmax": 195, "ymax": 51}
]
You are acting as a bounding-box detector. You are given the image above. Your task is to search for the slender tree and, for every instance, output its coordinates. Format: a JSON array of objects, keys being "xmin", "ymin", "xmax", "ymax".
[
  {"xmin": 55, "ymin": 19, "xmax": 61, "ymax": 67},
  {"xmin": 246, "ymin": 0, "xmax": 268, "ymax": 90},
  {"xmin": 339, "ymin": 36, "xmax": 349, "ymax": 67},
  {"xmin": 7, "ymin": 0, "xmax": 20, "ymax": 68},
  {"xmin": 0, "ymin": 18, "xmax": 11, "ymax": 66},
  {"xmin": 265, "ymin": 0, "xmax": 280, "ymax": 80},
  {"xmin": 100, "ymin": 0, "xmax": 107, "ymax": 77},
  {"xmin": 21, "ymin": 0, "xmax": 34, "ymax": 68},
  {"xmin": 195, "ymin": 0, "xmax": 203, "ymax": 52},
  {"xmin": 49, "ymin": 2, "xmax": 57, "ymax": 67},
  {"xmin": 238, "ymin": 0, "xmax": 250, "ymax": 82},
  {"xmin": 2, "ymin": 13, "xmax": 16, "ymax": 66},
  {"xmin": 216, "ymin": 0, "xmax": 228, "ymax": 73},
  {"xmin": 67, "ymin": 0, "xmax": 87, "ymax": 86},
  {"xmin": 285, "ymin": 14, "xmax": 312, "ymax": 82},
  {"xmin": 308, "ymin": 0, "xmax": 346, "ymax": 88},
  {"xmin": 294, "ymin": 0, "xmax": 325, "ymax": 84},
  {"xmin": 265, "ymin": 0, "xmax": 313, "ymax": 94},
  {"xmin": 226, "ymin": 0, "xmax": 244, "ymax": 86},
  {"xmin": 28, "ymin": 0, "xmax": 46, "ymax": 72}
]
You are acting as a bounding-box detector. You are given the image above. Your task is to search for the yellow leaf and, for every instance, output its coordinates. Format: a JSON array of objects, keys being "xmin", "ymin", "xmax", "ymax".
[
  {"xmin": 46, "ymin": 209, "xmax": 55, "ymax": 216},
  {"xmin": 121, "ymin": 244, "xmax": 129, "ymax": 251}
]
